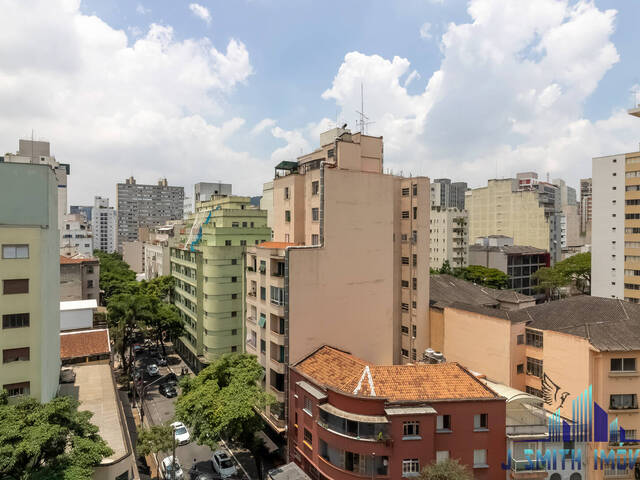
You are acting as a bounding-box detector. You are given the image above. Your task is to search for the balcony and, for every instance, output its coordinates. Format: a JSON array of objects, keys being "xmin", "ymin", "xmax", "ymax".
[
  {"xmin": 248, "ymin": 291, "xmax": 257, "ymax": 297},
  {"xmin": 510, "ymin": 458, "xmax": 547, "ymax": 478}
]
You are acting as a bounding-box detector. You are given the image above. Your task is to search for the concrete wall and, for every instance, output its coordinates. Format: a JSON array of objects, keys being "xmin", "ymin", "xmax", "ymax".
[
  {"xmin": 60, "ymin": 308, "xmax": 94, "ymax": 331},
  {"xmin": 592, "ymin": 154, "xmax": 625, "ymax": 298},
  {"xmin": 122, "ymin": 241, "xmax": 144, "ymax": 273}
]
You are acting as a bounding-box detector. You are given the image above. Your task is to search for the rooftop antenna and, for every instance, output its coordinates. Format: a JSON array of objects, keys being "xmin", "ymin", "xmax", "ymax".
[{"xmin": 355, "ymin": 82, "xmax": 375, "ymax": 134}]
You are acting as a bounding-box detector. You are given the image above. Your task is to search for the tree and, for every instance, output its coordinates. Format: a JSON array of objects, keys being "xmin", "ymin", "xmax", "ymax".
[
  {"xmin": 0, "ymin": 395, "xmax": 112, "ymax": 480},
  {"xmin": 175, "ymin": 354, "xmax": 274, "ymax": 449},
  {"xmin": 455, "ymin": 265, "xmax": 509, "ymax": 289},
  {"xmin": 144, "ymin": 300, "xmax": 184, "ymax": 357},
  {"xmin": 531, "ymin": 266, "xmax": 568, "ymax": 299},
  {"xmin": 556, "ymin": 252, "xmax": 591, "ymax": 294},
  {"xmin": 137, "ymin": 423, "xmax": 174, "ymax": 479},
  {"xmin": 142, "ymin": 275, "xmax": 175, "ymax": 303},
  {"xmin": 420, "ymin": 459, "xmax": 472, "ymax": 480},
  {"xmin": 94, "ymin": 251, "xmax": 137, "ymax": 305},
  {"xmin": 438, "ymin": 260, "xmax": 452, "ymax": 275}
]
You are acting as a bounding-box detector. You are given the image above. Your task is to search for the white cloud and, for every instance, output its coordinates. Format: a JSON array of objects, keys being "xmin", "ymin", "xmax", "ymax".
[
  {"xmin": 251, "ymin": 118, "xmax": 276, "ymax": 135},
  {"xmin": 0, "ymin": 0, "xmax": 266, "ymax": 203},
  {"xmin": 189, "ymin": 3, "xmax": 211, "ymax": 25},
  {"xmin": 136, "ymin": 3, "xmax": 150, "ymax": 15},
  {"xmin": 419, "ymin": 22, "xmax": 432, "ymax": 39},
  {"xmin": 404, "ymin": 70, "xmax": 421, "ymax": 88},
  {"xmin": 313, "ymin": 0, "xmax": 634, "ymax": 188}
]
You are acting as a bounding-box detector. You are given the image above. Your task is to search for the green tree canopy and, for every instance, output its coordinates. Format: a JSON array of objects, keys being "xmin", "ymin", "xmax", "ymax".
[
  {"xmin": 94, "ymin": 251, "xmax": 137, "ymax": 304},
  {"xmin": 137, "ymin": 423, "xmax": 175, "ymax": 479},
  {"xmin": 419, "ymin": 459, "xmax": 472, "ymax": 480},
  {"xmin": 452, "ymin": 265, "xmax": 509, "ymax": 289},
  {"xmin": 438, "ymin": 260, "xmax": 452, "ymax": 275},
  {"xmin": 531, "ymin": 266, "xmax": 569, "ymax": 299},
  {"xmin": 0, "ymin": 395, "xmax": 112, "ymax": 480},
  {"xmin": 175, "ymin": 354, "xmax": 274, "ymax": 449},
  {"xmin": 556, "ymin": 252, "xmax": 591, "ymax": 294}
]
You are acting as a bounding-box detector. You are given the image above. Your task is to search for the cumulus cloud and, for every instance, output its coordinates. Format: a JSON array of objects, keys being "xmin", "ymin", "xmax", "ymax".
[
  {"xmin": 136, "ymin": 3, "xmax": 150, "ymax": 15},
  {"xmin": 311, "ymin": 0, "xmax": 635, "ymax": 187},
  {"xmin": 0, "ymin": 0, "xmax": 264, "ymax": 203},
  {"xmin": 419, "ymin": 22, "xmax": 432, "ymax": 39},
  {"xmin": 251, "ymin": 118, "xmax": 276, "ymax": 135},
  {"xmin": 189, "ymin": 3, "xmax": 211, "ymax": 24}
]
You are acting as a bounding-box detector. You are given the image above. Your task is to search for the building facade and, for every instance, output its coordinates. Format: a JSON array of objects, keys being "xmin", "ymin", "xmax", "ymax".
[
  {"xmin": 430, "ymin": 178, "xmax": 467, "ymax": 210},
  {"xmin": 171, "ymin": 196, "xmax": 270, "ymax": 371},
  {"xmin": 61, "ymin": 213, "xmax": 93, "ymax": 257},
  {"xmin": 142, "ymin": 223, "xmax": 181, "ymax": 280},
  {"xmin": 0, "ymin": 162, "xmax": 61, "ymax": 402},
  {"xmin": 466, "ymin": 177, "xmax": 561, "ymax": 264},
  {"xmin": 261, "ymin": 181, "xmax": 274, "ymax": 234},
  {"xmin": 580, "ymin": 177, "xmax": 593, "ymax": 237},
  {"xmin": 122, "ymin": 241, "xmax": 145, "ymax": 274},
  {"xmin": 60, "ymin": 256, "xmax": 100, "ymax": 301},
  {"xmin": 288, "ymin": 346, "xmax": 506, "ymax": 480},
  {"xmin": 116, "ymin": 177, "xmax": 183, "ymax": 249},
  {"xmin": 93, "ymin": 196, "xmax": 117, "ymax": 254},
  {"xmin": 592, "ymin": 110, "xmax": 640, "ymax": 303},
  {"xmin": 429, "ymin": 207, "xmax": 468, "ymax": 270}
]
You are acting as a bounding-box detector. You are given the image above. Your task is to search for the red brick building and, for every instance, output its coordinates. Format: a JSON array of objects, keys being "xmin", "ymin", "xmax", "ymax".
[{"xmin": 288, "ymin": 346, "xmax": 506, "ymax": 479}]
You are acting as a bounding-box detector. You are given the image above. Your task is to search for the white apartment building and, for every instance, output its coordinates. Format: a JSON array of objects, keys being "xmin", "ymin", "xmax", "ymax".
[
  {"xmin": 592, "ymin": 106, "xmax": 640, "ymax": 302},
  {"xmin": 61, "ymin": 214, "xmax": 93, "ymax": 257},
  {"xmin": 429, "ymin": 207, "xmax": 468, "ymax": 270},
  {"xmin": 93, "ymin": 196, "xmax": 117, "ymax": 254},
  {"xmin": 260, "ymin": 181, "xmax": 274, "ymax": 235}
]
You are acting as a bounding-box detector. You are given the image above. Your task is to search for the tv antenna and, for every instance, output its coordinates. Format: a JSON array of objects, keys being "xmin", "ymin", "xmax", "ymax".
[{"xmin": 355, "ymin": 82, "xmax": 375, "ymax": 134}]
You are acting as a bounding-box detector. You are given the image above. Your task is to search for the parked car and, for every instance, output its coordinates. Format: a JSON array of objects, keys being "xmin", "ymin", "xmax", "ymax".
[
  {"xmin": 59, "ymin": 368, "xmax": 76, "ymax": 384},
  {"xmin": 171, "ymin": 421, "xmax": 190, "ymax": 445},
  {"xmin": 161, "ymin": 456, "xmax": 184, "ymax": 480},
  {"xmin": 157, "ymin": 356, "xmax": 168, "ymax": 366},
  {"xmin": 159, "ymin": 383, "xmax": 177, "ymax": 398},
  {"xmin": 146, "ymin": 364, "xmax": 159, "ymax": 376},
  {"xmin": 133, "ymin": 343, "xmax": 145, "ymax": 354},
  {"xmin": 211, "ymin": 450, "xmax": 236, "ymax": 478}
]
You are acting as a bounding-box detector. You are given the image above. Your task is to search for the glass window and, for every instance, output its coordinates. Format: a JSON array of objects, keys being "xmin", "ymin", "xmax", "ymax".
[
  {"xmin": 611, "ymin": 358, "xmax": 636, "ymax": 372},
  {"xmin": 474, "ymin": 413, "xmax": 488, "ymax": 430},
  {"xmin": 285, "ymin": 210, "xmax": 291, "ymax": 222},
  {"xmin": 525, "ymin": 329, "xmax": 543, "ymax": 348},
  {"xmin": 312, "ymin": 208, "xmax": 319, "ymax": 221},
  {"xmin": 2, "ymin": 313, "xmax": 30, "ymax": 329},
  {"xmin": 2, "ymin": 245, "xmax": 29, "ymax": 259},
  {"xmin": 402, "ymin": 459, "xmax": 419, "ymax": 476},
  {"xmin": 436, "ymin": 451, "xmax": 449, "ymax": 463},
  {"xmin": 436, "ymin": 415, "xmax": 451, "ymax": 431},
  {"xmin": 303, "ymin": 428, "xmax": 312, "ymax": 446},
  {"xmin": 312, "ymin": 181, "xmax": 319, "ymax": 195},
  {"xmin": 403, "ymin": 421, "xmax": 419, "ymax": 436},
  {"xmin": 303, "ymin": 397, "xmax": 312, "ymax": 416},
  {"xmin": 526, "ymin": 357, "xmax": 543, "ymax": 377},
  {"xmin": 610, "ymin": 394, "xmax": 638, "ymax": 410},
  {"xmin": 473, "ymin": 449, "xmax": 488, "ymax": 467}
]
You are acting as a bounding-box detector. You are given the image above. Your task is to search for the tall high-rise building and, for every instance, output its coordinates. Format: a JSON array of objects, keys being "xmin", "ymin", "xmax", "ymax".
[
  {"xmin": 592, "ymin": 107, "xmax": 640, "ymax": 302},
  {"xmin": 171, "ymin": 197, "xmax": 270, "ymax": 370},
  {"xmin": 93, "ymin": 196, "xmax": 117, "ymax": 254},
  {"xmin": 244, "ymin": 128, "xmax": 431, "ymax": 433},
  {"xmin": 69, "ymin": 205, "xmax": 93, "ymax": 224},
  {"xmin": 430, "ymin": 178, "xmax": 467, "ymax": 210},
  {"xmin": 0, "ymin": 162, "xmax": 61, "ymax": 402},
  {"xmin": 61, "ymin": 213, "xmax": 93, "ymax": 257},
  {"xmin": 466, "ymin": 175, "xmax": 561, "ymax": 263},
  {"xmin": 552, "ymin": 178, "xmax": 583, "ymax": 249},
  {"xmin": 580, "ymin": 177, "xmax": 593, "ymax": 237},
  {"xmin": 2, "ymin": 139, "xmax": 69, "ymax": 238},
  {"xmin": 193, "ymin": 182, "xmax": 232, "ymax": 208},
  {"xmin": 116, "ymin": 177, "xmax": 184, "ymax": 250},
  {"xmin": 429, "ymin": 207, "xmax": 468, "ymax": 270}
]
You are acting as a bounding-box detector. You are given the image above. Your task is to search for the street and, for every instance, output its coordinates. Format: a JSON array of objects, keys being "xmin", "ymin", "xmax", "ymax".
[{"xmin": 133, "ymin": 345, "xmax": 255, "ymax": 479}]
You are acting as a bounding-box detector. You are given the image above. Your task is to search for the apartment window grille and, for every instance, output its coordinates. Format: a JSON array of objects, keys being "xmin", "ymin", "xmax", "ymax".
[
  {"xmin": 526, "ymin": 386, "xmax": 543, "ymax": 398},
  {"xmin": 412, "ymin": 278, "xmax": 417, "ymax": 290},
  {"xmin": 413, "ymin": 254, "xmax": 417, "ymax": 266},
  {"xmin": 413, "ymin": 207, "xmax": 417, "ymax": 220},
  {"xmin": 526, "ymin": 357, "xmax": 543, "ymax": 378},
  {"xmin": 412, "ymin": 184, "xmax": 418, "ymax": 196},
  {"xmin": 402, "ymin": 187, "xmax": 410, "ymax": 196},
  {"xmin": 402, "ymin": 211, "xmax": 410, "ymax": 219},
  {"xmin": 401, "ymin": 303, "xmax": 409, "ymax": 311},
  {"xmin": 312, "ymin": 208, "xmax": 319, "ymax": 221},
  {"xmin": 610, "ymin": 394, "xmax": 638, "ymax": 410},
  {"xmin": 402, "ymin": 256, "xmax": 409, "ymax": 265},
  {"xmin": 412, "ymin": 325, "xmax": 417, "ymax": 337},
  {"xmin": 525, "ymin": 329, "xmax": 543, "ymax": 348},
  {"xmin": 311, "ymin": 234, "xmax": 319, "ymax": 245},
  {"xmin": 284, "ymin": 187, "xmax": 289, "ymax": 199},
  {"xmin": 303, "ymin": 397, "xmax": 313, "ymax": 416},
  {"xmin": 2, "ymin": 313, "xmax": 29, "ymax": 329},
  {"xmin": 411, "ymin": 348, "xmax": 416, "ymax": 361},
  {"xmin": 2, "ymin": 245, "xmax": 29, "ymax": 259}
]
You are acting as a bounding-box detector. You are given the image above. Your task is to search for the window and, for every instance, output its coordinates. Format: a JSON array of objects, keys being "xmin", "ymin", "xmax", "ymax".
[
  {"xmin": 402, "ymin": 211, "xmax": 410, "ymax": 219},
  {"xmin": 474, "ymin": 413, "xmax": 488, "ymax": 430},
  {"xmin": 402, "ymin": 459, "xmax": 419, "ymax": 476},
  {"xmin": 231, "ymin": 259, "xmax": 237, "ymax": 265},
  {"xmin": 3, "ymin": 279, "xmax": 28, "ymax": 295},
  {"xmin": 527, "ymin": 357, "xmax": 543, "ymax": 377},
  {"xmin": 285, "ymin": 210, "xmax": 291, "ymax": 222},
  {"xmin": 411, "ymin": 348, "xmax": 417, "ymax": 361},
  {"xmin": 232, "ymin": 222, "xmax": 239, "ymax": 227},
  {"xmin": 260, "ymin": 339, "xmax": 266, "ymax": 353},
  {"xmin": 401, "ymin": 280, "xmax": 409, "ymax": 288},
  {"xmin": 231, "ymin": 276, "xmax": 237, "ymax": 283},
  {"xmin": 401, "ymin": 256, "xmax": 409, "ymax": 265},
  {"xmin": 311, "ymin": 234, "xmax": 319, "ymax": 245},
  {"xmin": 3, "ymin": 347, "xmax": 30, "ymax": 363},
  {"xmin": 270, "ymin": 286, "xmax": 284, "ymax": 305},
  {"xmin": 303, "ymin": 428, "xmax": 312, "ymax": 447},
  {"xmin": 231, "ymin": 329, "xmax": 238, "ymax": 335},
  {"xmin": 2, "ymin": 245, "xmax": 28, "ymax": 259},
  {"xmin": 412, "ymin": 278, "xmax": 417, "ymax": 290},
  {"xmin": 412, "ymin": 184, "xmax": 418, "ymax": 196},
  {"xmin": 231, "ymin": 311, "xmax": 238, "ymax": 318},
  {"xmin": 413, "ymin": 254, "xmax": 417, "ymax": 266},
  {"xmin": 611, "ymin": 358, "xmax": 636, "ymax": 372},
  {"xmin": 401, "ymin": 303, "xmax": 409, "ymax": 312},
  {"xmin": 436, "ymin": 414, "xmax": 451, "ymax": 431},
  {"xmin": 242, "ymin": 222, "xmax": 247, "ymax": 228},
  {"xmin": 436, "ymin": 451, "xmax": 449, "ymax": 463},
  {"xmin": 516, "ymin": 364, "xmax": 524, "ymax": 374},
  {"xmin": 610, "ymin": 394, "xmax": 638, "ymax": 410},
  {"xmin": 312, "ymin": 181, "xmax": 319, "ymax": 195},
  {"xmin": 3, "ymin": 382, "xmax": 29, "ymax": 397},
  {"xmin": 303, "ymin": 397, "xmax": 313, "ymax": 416},
  {"xmin": 412, "ymin": 325, "xmax": 417, "ymax": 337},
  {"xmin": 401, "ymin": 325, "xmax": 409, "ymax": 335},
  {"xmin": 401, "ymin": 348, "xmax": 409, "ymax": 358},
  {"xmin": 312, "ymin": 208, "xmax": 319, "ymax": 221},
  {"xmin": 402, "ymin": 187, "xmax": 410, "ymax": 196},
  {"xmin": 225, "ymin": 240, "xmax": 232, "ymax": 246},
  {"xmin": 284, "ymin": 187, "xmax": 289, "ymax": 199},
  {"xmin": 473, "ymin": 449, "xmax": 488, "ymax": 468},
  {"xmin": 260, "ymin": 287, "xmax": 266, "ymax": 300},
  {"xmin": 413, "ymin": 207, "xmax": 417, "ymax": 220},
  {"xmin": 403, "ymin": 421, "xmax": 419, "ymax": 437},
  {"xmin": 526, "ymin": 386, "xmax": 543, "ymax": 398},
  {"xmin": 2, "ymin": 313, "xmax": 30, "ymax": 329},
  {"xmin": 525, "ymin": 329, "xmax": 543, "ymax": 348},
  {"xmin": 240, "ymin": 240, "xmax": 246, "ymax": 246},
  {"xmin": 87, "ymin": 280, "xmax": 93, "ymax": 288}
]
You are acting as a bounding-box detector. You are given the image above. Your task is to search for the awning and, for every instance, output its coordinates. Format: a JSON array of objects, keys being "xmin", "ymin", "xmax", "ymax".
[
  {"xmin": 258, "ymin": 316, "xmax": 266, "ymax": 328},
  {"xmin": 296, "ymin": 381, "xmax": 327, "ymax": 400},
  {"xmin": 256, "ymin": 430, "xmax": 279, "ymax": 453},
  {"xmin": 385, "ymin": 406, "xmax": 436, "ymax": 416},
  {"xmin": 319, "ymin": 403, "xmax": 388, "ymax": 424}
]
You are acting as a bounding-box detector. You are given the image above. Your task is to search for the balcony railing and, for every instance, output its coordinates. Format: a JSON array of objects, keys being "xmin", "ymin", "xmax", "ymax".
[{"xmin": 511, "ymin": 458, "xmax": 547, "ymax": 472}]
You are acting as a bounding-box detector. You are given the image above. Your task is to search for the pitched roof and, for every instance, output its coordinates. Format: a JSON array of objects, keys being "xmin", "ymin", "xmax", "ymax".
[
  {"xmin": 469, "ymin": 244, "xmax": 547, "ymax": 255},
  {"xmin": 60, "ymin": 329, "xmax": 110, "ymax": 359},
  {"xmin": 430, "ymin": 274, "xmax": 499, "ymax": 308},
  {"xmin": 492, "ymin": 290, "xmax": 535, "ymax": 303},
  {"xmin": 295, "ymin": 346, "xmax": 499, "ymax": 402},
  {"xmin": 60, "ymin": 255, "xmax": 98, "ymax": 264},
  {"xmin": 258, "ymin": 241, "xmax": 297, "ymax": 249}
]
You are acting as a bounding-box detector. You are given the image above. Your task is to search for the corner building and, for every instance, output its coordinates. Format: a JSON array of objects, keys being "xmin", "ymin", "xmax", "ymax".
[{"xmin": 245, "ymin": 128, "xmax": 431, "ymax": 434}]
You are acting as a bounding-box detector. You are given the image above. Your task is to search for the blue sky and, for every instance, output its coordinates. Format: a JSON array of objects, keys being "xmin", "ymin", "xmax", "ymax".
[{"xmin": 1, "ymin": 0, "xmax": 639, "ymax": 204}]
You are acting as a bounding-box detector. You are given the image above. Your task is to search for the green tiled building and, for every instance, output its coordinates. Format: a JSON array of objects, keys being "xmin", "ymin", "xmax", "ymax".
[{"xmin": 171, "ymin": 196, "xmax": 270, "ymax": 371}]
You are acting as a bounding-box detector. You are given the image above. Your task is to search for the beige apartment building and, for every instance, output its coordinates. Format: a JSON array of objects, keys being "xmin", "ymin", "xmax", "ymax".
[
  {"xmin": 0, "ymin": 162, "xmax": 61, "ymax": 402},
  {"xmin": 429, "ymin": 206, "xmax": 468, "ymax": 270},
  {"xmin": 60, "ymin": 256, "xmax": 100, "ymax": 301},
  {"xmin": 592, "ymin": 106, "xmax": 640, "ymax": 303},
  {"xmin": 245, "ymin": 127, "xmax": 431, "ymax": 433}
]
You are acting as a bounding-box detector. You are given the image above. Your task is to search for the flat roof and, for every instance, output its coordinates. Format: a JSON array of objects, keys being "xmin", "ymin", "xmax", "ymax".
[
  {"xmin": 60, "ymin": 299, "xmax": 98, "ymax": 311},
  {"xmin": 58, "ymin": 363, "xmax": 127, "ymax": 463}
]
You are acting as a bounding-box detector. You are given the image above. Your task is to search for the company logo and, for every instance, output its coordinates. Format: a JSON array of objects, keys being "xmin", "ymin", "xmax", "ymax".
[{"xmin": 501, "ymin": 385, "xmax": 640, "ymax": 472}]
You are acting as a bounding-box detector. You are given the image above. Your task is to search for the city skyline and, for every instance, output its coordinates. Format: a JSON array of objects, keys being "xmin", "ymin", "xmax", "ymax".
[{"xmin": 1, "ymin": 0, "xmax": 639, "ymax": 206}]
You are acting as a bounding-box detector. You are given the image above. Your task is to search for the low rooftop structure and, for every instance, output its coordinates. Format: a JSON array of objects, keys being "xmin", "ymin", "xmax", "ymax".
[
  {"xmin": 60, "ymin": 328, "xmax": 110, "ymax": 364},
  {"xmin": 268, "ymin": 463, "xmax": 311, "ymax": 480}
]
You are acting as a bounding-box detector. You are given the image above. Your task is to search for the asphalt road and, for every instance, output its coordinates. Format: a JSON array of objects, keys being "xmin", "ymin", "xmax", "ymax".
[{"xmin": 134, "ymin": 348, "xmax": 249, "ymax": 479}]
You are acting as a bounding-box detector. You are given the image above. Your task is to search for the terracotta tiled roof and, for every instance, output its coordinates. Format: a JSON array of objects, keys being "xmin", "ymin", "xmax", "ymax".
[
  {"xmin": 295, "ymin": 346, "xmax": 498, "ymax": 402},
  {"xmin": 60, "ymin": 255, "xmax": 98, "ymax": 264},
  {"xmin": 60, "ymin": 329, "xmax": 110, "ymax": 359},
  {"xmin": 258, "ymin": 242, "xmax": 297, "ymax": 249}
]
